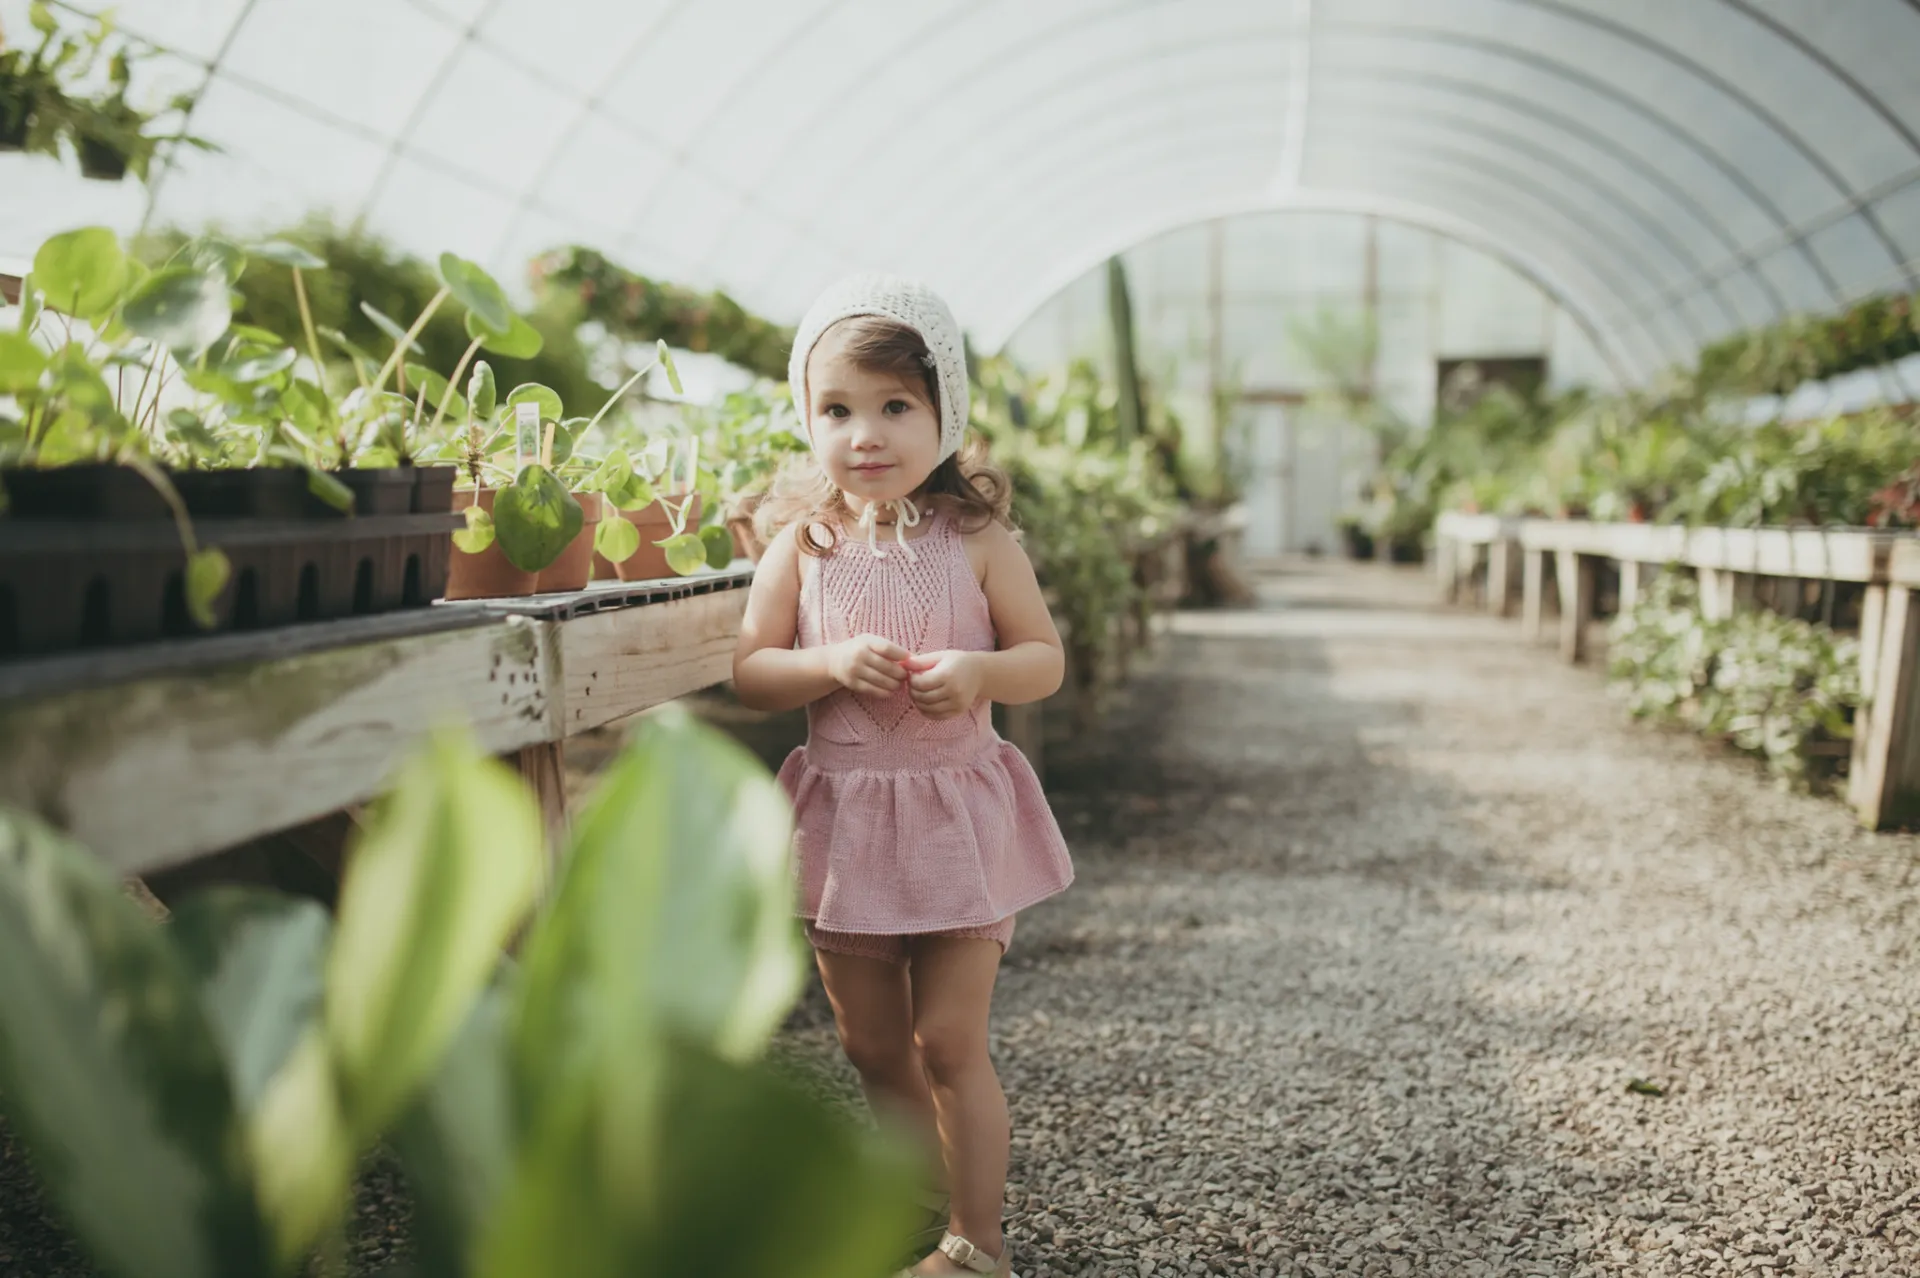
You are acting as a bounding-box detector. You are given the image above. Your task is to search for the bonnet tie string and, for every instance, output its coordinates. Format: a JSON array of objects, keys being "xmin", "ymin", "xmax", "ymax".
[{"xmin": 856, "ymin": 496, "xmax": 922, "ymax": 562}]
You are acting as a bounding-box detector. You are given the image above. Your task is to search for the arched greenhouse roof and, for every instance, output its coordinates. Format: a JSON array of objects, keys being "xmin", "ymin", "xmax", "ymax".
[{"xmin": 3, "ymin": 0, "xmax": 1917, "ymax": 381}]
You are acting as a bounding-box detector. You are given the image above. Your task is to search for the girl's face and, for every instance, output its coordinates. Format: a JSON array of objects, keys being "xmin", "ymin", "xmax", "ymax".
[{"xmin": 806, "ymin": 323, "xmax": 941, "ymax": 511}]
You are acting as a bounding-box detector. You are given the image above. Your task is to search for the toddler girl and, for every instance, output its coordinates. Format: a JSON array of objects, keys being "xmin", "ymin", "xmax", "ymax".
[{"xmin": 733, "ymin": 274, "xmax": 1074, "ymax": 1277}]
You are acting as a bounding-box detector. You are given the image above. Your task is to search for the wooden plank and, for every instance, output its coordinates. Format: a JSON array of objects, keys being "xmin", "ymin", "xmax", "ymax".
[
  {"xmin": 1887, "ymin": 539, "xmax": 1920, "ymax": 589},
  {"xmin": 512, "ymin": 741, "xmax": 570, "ymax": 883},
  {"xmin": 1436, "ymin": 529, "xmax": 1458, "ymax": 599},
  {"xmin": 1697, "ymin": 567, "xmax": 1734, "ymax": 621},
  {"xmin": 1555, "ymin": 550, "xmax": 1595, "ymax": 663},
  {"xmin": 1522, "ymin": 548, "xmax": 1547, "ymax": 643},
  {"xmin": 0, "ymin": 617, "xmax": 558, "ymax": 877},
  {"xmin": 556, "ymin": 588, "xmax": 747, "ymax": 735},
  {"xmin": 1683, "ymin": 527, "xmax": 1895, "ymax": 583},
  {"xmin": 1618, "ymin": 560, "xmax": 1642, "ymax": 613},
  {"xmin": 1488, "ymin": 538, "xmax": 1519, "ymax": 618},
  {"xmin": 1850, "ymin": 584, "xmax": 1890, "ymax": 808},
  {"xmin": 1433, "ymin": 512, "xmax": 1514, "ymax": 545},
  {"xmin": 1850, "ymin": 585, "xmax": 1920, "ymax": 829}
]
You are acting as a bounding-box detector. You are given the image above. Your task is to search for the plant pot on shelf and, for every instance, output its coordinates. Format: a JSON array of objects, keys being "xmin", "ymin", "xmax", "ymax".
[
  {"xmin": 0, "ymin": 108, "xmax": 27, "ymax": 153},
  {"xmin": 609, "ymin": 492, "xmax": 702, "ymax": 582},
  {"xmin": 725, "ymin": 492, "xmax": 766, "ymax": 564},
  {"xmin": 412, "ymin": 464, "xmax": 457, "ymax": 514},
  {"xmin": 447, "ymin": 488, "xmax": 538, "ymax": 600},
  {"xmin": 534, "ymin": 492, "xmax": 604, "ymax": 594},
  {"xmin": 76, "ymin": 136, "xmax": 128, "ymax": 181}
]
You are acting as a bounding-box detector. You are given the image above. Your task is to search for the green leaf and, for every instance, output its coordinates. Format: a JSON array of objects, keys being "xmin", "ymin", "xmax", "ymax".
[
  {"xmin": 551, "ymin": 416, "xmax": 588, "ymax": 467},
  {"xmin": 324, "ymin": 731, "xmax": 542, "ymax": 1146},
  {"xmin": 467, "ymin": 309, "xmax": 543, "ymax": 360},
  {"xmin": 1626, "ymin": 1078, "xmax": 1666, "ymax": 1097},
  {"xmin": 514, "ymin": 709, "xmax": 803, "ymax": 1089},
  {"xmin": 404, "ymin": 363, "xmax": 467, "ymax": 420},
  {"xmin": 593, "ymin": 512, "xmax": 639, "ymax": 562},
  {"xmin": 503, "ymin": 384, "xmax": 564, "ymax": 430},
  {"xmin": 227, "ymin": 346, "xmax": 298, "ymax": 383},
  {"xmin": 169, "ymin": 888, "xmax": 332, "ymax": 1115},
  {"xmin": 0, "ymin": 332, "xmax": 47, "ymax": 393},
  {"xmin": 392, "ymin": 991, "xmax": 515, "ymax": 1278},
  {"xmin": 658, "ymin": 532, "xmax": 707, "ymax": 577},
  {"xmin": 186, "ymin": 237, "xmax": 247, "ymax": 285},
  {"xmin": 453, "ymin": 504, "xmax": 496, "ymax": 553},
  {"xmin": 29, "ymin": 1, "xmax": 56, "ymax": 36},
  {"xmin": 283, "ymin": 379, "xmax": 330, "ymax": 433},
  {"xmin": 16, "ymin": 283, "xmax": 43, "ymax": 335},
  {"xmin": 307, "ymin": 467, "xmax": 355, "ymax": 514},
  {"xmin": 480, "ymin": 1040, "xmax": 917, "ymax": 1278},
  {"xmin": 469, "ymin": 361, "xmax": 497, "ymax": 420},
  {"xmin": 45, "ymin": 344, "xmax": 125, "ymax": 432},
  {"xmin": 492, "ymin": 465, "xmax": 583, "ymax": 572},
  {"xmin": 246, "ymin": 240, "xmax": 327, "ymax": 270},
  {"xmin": 323, "ymin": 326, "xmax": 380, "ymax": 373},
  {"xmin": 700, "ymin": 523, "xmax": 735, "ymax": 570},
  {"xmin": 361, "ymin": 302, "xmax": 427, "ymax": 356},
  {"xmin": 165, "ymin": 409, "xmax": 223, "ymax": 458},
  {"xmin": 32, "ymin": 226, "xmax": 128, "ymax": 321},
  {"xmin": 186, "ymin": 548, "xmax": 230, "ymax": 628},
  {"xmin": 657, "ymin": 339, "xmax": 683, "ymax": 395},
  {"xmin": 0, "ymin": 808, "xmax": 272, "ymax": 1278},
  {"xmin": 438, "ymin": 253, "xmax": 514, "ymax": 332},
  {"xmin": 123, "ymin": 268, "xmax": 232, "ymax": 356}
]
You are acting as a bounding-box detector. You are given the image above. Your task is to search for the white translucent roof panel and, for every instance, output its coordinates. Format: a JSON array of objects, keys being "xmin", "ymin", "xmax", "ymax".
[{"xmin": 2, "ymin": 0, "xmax": 1917, "ymax": 383}]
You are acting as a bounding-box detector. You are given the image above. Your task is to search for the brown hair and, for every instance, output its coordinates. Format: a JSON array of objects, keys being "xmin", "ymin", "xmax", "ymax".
[{"xmin": 758, "ymin": 315, "xmax": 1012, "ymax": 556}]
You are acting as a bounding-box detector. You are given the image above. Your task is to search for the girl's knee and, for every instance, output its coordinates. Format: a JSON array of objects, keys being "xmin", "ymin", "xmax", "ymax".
[
  {"xmin": 913, "ymin": 1018, "xmax": 989, "ymax": 1083},
  {"xmin": 837, "ymin": 1022, "xmax": 917, "ymax": 1080}
]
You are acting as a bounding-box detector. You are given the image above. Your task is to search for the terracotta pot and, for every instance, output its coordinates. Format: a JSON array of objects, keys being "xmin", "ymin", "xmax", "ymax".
[
  {"xmin": 726, "ymin": 492, "xmax": 767, "ymax": 564},
  {"xmin": 535, "ymin": 492, "xmax": 604, "ymax": 593},
  {"xmin": 446, "ymin": 488, "xmax": 538, "ymax": 600},
  {"xmin": 610, "ymin": 492, "xmax": 702, "ymax": 582}
]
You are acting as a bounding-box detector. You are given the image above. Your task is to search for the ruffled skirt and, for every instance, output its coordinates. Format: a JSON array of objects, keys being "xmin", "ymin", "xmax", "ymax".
[{"xmin": 777, "ymin": 735, "xmax": 1074, "ymax": 934}]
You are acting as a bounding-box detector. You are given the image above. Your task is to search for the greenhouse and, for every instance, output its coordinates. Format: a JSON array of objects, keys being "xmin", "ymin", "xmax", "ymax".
[{"xmin": 2, "ymin": 1, "xmax": 1918, "ymax": 1275}]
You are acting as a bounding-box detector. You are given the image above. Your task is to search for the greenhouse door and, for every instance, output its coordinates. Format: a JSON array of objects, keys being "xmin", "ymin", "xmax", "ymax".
[{"xmin": 1241, "ymin": 402, "xmax": 1292, "ymax": 559}]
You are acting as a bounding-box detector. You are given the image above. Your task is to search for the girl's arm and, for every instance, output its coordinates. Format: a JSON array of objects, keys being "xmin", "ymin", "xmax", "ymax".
[
  {"xmin": 906, "ymin": 523, "xmax": 1064, "ymax": 718},
  {"xmin": 732, "ymin": 526, "xmax": 910, "ymax": 712}
]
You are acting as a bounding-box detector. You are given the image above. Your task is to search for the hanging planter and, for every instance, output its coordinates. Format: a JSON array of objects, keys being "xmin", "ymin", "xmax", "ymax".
[{"xmin": 75, "ymin": 133, "xmax": 127, "ymax": 181}]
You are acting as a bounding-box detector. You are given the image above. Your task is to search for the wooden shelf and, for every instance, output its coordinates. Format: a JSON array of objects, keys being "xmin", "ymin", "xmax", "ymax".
[{"xmin": 0, "ymin": 569, "xmax": 753, "ymax": 876}]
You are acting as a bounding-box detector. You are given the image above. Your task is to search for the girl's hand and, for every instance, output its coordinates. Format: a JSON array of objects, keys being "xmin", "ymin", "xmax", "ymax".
[
  {"xmin": 903, "ymin": 650, "xmax": 985, "ymax": 720},
  {"xmin": 828, "ymin": 634, "xmax": 912, "ymax": 698}
]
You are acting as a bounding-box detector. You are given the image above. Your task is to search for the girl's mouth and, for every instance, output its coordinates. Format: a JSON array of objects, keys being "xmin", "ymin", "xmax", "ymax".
[{"xmin": 849, "ymin": 462, "xmax": 894, "ymax": 475}]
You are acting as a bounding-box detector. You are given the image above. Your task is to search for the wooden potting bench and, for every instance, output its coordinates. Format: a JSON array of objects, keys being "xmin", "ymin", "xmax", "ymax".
[
  {"xmin": 1433, "ymin": 512, "xmax": 1920, "ymax": 830},
  {"xmin": 0, "ymin": 570, "xmax": 754, "ymax": 880}
]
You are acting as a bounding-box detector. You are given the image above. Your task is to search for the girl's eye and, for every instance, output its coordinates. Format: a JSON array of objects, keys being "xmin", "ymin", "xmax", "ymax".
[
  {"xmin": 824, "ymin": 404, "xmax": 849, "ymax": 418},
  {"xmin": 885, "ymin": 400, "xmax": 909, "ymax": 415}
]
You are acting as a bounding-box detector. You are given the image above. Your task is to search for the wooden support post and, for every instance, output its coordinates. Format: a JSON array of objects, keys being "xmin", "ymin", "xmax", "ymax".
[
  {"xmin": 998, "ymin": 702, "xmax": 1045, "ymax": 788},
  {"xmin": 1522, "ymin": 548, "xmax": 1547, "ymax": 642},
  {"xmin": 1457, "ymin": 538, "xmax": 1482, "ymax": 607},
  {"xmin": 1849, "ymin": 584, "xmax": 1920, "ymax": 829},
  {"xmin": 1437, "ymin": 531, "xmax": 1458, "ymax": 600},
  {"xmin": 1618, "ymin": 560, "xmax": 1642, "ymax": 614},
  {"xmin": 1555, "ymin": 549, "xmax": 1595, "ymax": 663},
  {"xmin": 1697, "ymin": 567, "xmax": 1735, "ymax": 621},
  {"xmin": 1487, "ymin": 539, "xmax": 1520, "ymax": 618},
  {"xmin": 512, "ymin": 741, "xmax": 570, "ymax": 877}
]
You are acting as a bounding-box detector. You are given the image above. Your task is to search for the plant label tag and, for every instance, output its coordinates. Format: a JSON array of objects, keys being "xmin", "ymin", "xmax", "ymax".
[{"xmin": 514, "ymin": 402, "xmax": 540, "ymax": 469}]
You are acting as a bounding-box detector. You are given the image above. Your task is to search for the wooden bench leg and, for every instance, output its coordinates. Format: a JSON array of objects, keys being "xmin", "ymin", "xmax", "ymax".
[
  {"xmin": 1617, "ymin": 560, "xmax": 1642, "ymax": 614},
  {"xmin": 1522, "ymin": 548, "xmax": 1547, "ymax": 642},
  {"xmin": 1847, "ymin": 585, "xmax": 1920, "ymax": 829},
  {"xmin": 1437, "ymin": 533, "xmax": 1458, "ymax": 600},
  {"xmin": 1555, "ymin": 549, "xmax": 1594, "ymax": 664},
  {"xmin": 1488, "ymin": 539, "xmax": 1520, "ymax": 618},
  {"xmin": 512, "ymin": 741, "xmax": 570, "ymax": 881}
]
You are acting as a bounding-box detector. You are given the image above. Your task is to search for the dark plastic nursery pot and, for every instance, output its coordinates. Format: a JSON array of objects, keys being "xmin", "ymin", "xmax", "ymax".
[{"xmin": 76, "ymin": 136, "xmax": 128, "ymax": 181}]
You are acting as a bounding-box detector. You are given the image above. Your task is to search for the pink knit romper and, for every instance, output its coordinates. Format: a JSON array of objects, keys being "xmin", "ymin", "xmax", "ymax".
[{"xmin": 777, "ymin": 507, "xmax": 1074, "ymax": 960}]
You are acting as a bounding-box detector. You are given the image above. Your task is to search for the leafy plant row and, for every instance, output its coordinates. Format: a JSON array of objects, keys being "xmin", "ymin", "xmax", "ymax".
[
  {"xmin": 0, "ymin": 709, "xmax": 921, "ymax": 1278},
  {"xmin": 1606, "ymin": 572, "xmax": 1862, "ymax": 790}
]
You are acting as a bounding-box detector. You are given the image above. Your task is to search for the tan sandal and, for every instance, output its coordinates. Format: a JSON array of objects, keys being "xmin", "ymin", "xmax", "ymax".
[{"xmin": 894, "ymin": 1230, "xmax": 1016, "ymax": 1277}]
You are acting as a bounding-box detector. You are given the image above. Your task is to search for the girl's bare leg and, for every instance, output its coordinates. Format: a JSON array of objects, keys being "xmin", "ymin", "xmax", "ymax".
[
  {"xmin": 908, "ymin": 936, "xmax": 1009, "ymax": 1272},
  {"xmin": 814, "ymin": 948, "xmax": 944, "ymax": 1179}
]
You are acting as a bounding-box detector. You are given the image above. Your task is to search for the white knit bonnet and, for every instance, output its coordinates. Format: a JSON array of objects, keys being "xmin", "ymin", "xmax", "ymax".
[{"xmin": 787, "ymin": 273, "xmax": 970, "ymax": 466}]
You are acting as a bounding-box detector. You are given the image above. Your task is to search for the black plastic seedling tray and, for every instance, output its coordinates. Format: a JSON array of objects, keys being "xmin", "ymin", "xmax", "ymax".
[
  {"xmin": 0, "ymin": 514, "xmax": 462, "ymax": 658},
  {"xmin": 1, "ymin": 464, "xmax": 456, "ymax": 520}
]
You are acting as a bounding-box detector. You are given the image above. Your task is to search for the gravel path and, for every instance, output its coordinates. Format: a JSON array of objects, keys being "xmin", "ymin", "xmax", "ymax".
[{"xmin": 770, "ymin": 561, "xmax": 1920, "ymax": 1277}]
